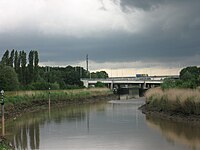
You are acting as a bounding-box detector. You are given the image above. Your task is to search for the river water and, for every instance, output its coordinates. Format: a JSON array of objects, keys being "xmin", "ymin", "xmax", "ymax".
[{"xmin": 2, "ymin": 97, "xmax": 200, "ymax": 150}]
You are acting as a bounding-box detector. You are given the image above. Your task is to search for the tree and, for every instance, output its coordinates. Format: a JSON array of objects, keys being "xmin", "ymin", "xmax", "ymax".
[
  {"xmin": 91, "ymin": 71, "xmax": 109, "ymax": 78},
  {"xmin": 14, "ymin": 50, "xmax": 19, "ymax": 72},
  {"xmin": 34, "ymin": 51, "xmax": 39, "ymax": 81},
  {"xmin": 9, "ymin": 49, "xmax": 15, "ymax": 67},
  {"xmin": 1, "ymin": 50, "xmax": 9, "ymax": 66},
  {"xmin": 21, "ymin": 51, "xmax": 27, "ymax": 85},
  {"xmin": 17, "ymin": 51, "xmax": 23, "ymax": 83},
  {"xmin": 95, "ymin": 81, "xmax": 105, "ymax": 87},
  {"xmin": 180, "ymin": 66, "xmax": 200, "ymax": 87},
  {"xmin": 162, "ymin": 66, "xmax": 200, "ymax": 89},
  {"xmin": 28, "ymin": 50, "xmax": 34, "ymax": 83},
  {"xmin": 0, "ymin": 66, "xmax": 19, "ymax": 91},
  {"xmin": 180, "ymin": 66, "xmax": 200, "ymax": 81},
  {"xmin": 1, "ymin": 50, "xmax": 109, "ymax": 90},
  {"xmin": 64, "ymin": 66, "xmax": 82, "ymax": 86}
]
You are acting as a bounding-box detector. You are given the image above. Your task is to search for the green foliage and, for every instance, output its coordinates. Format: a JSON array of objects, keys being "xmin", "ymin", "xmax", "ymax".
[
  {"xmin": 0, "ymin": 66, "xmax": 19, "ymax": 91},
  {"xmin": 4, "ymin": 88, "xmax": 111, "ymax": 106},
  {"xmin": 9, "ymin": 49, "xmax": 15, "ymax": 67},
  {"xmin": 180, "ymin": 66, "xmax": 200, "ymax": 80},
  {"xmin": 28, "ymin": 50, "xmax": 34, "ymax": 83},
  {"xmin": 1, "ymin": 50, "xmax": 109, "ymax": 91},
  {"xmin": 91, "ymin": 71, "xmax": 109, "ymax": 78},
  {"xmin": 0, "ymin": 143, "xmax": 11, "ymax": 150},
  {"xmin": 28, "ymin": 82, "xmax": 60, "ymax": 90},
  {"xmin": 14, "ymin": 50, "xmax": 19, "ymax": 72},
  {"xmin": 161, "ymin": 78, "xmax": 177, "ymax": 89},
  {"xmin": 21, "ymin": 50, "xmax": 27, "ymax": 85},
  {"xmin": 0, "ymin": 50, "xmax": 9, "ymax": 66},
  {"xmin": 34, "ymin": 50, "xmax": 39, "ymax": 81},
  {"xmin": 51, "ymin": 82, "xmax": 60, "ymax": 90},
  {"xmin": 162, "ymin": 66, "xmax": 200, "ymax": 89},
  {"xmin": 95, "ymin": 81, "xmax": 105, "ymax": 87}
]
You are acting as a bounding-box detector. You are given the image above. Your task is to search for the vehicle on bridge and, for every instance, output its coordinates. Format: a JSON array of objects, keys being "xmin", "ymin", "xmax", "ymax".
[{"xmin": 136, "ymin": 74, "xmax": 148, "ymax": 78}]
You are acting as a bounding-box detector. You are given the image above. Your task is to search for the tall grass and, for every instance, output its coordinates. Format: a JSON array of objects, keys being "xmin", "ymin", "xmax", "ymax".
[
  {"xmin": 3, "ymin": 88, "xmax": 112, "ymax": 107},
  {"xmin": 145, "ymin": 88, "xmax": 200, "ymax": 115}
]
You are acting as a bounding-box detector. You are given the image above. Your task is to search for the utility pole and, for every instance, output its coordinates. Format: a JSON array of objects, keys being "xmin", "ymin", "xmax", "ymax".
[
  {"xmin": 86, "ymin": 54, "xmax": 88, "ymax": 72},
  {"xmin": 86, "ymin": 54, "xmax": 91, "ymax": 79}
]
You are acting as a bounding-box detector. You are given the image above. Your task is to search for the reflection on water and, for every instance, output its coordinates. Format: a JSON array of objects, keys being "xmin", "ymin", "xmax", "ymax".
[
  {"xmin": 1, "ymin": 113, "xmax": 5, "ymax": 137},
  {"xmin": 119, "ymin": 94, "xmax": 136, "ymax": 100},
  {"xmin": 146, "ymin": 116, "xmax": 200, "ymax": 150},
  {"xmin": 2, "ymin": 99, "xmax": 200, "ymax": 150},
  {"xmin": 4, "ymin": 103, "xmax": 105, "ymax": 149}
]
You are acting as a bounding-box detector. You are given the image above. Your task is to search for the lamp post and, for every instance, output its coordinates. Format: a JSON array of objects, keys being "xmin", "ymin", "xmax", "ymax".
[{"xmin": 1, "ymin": 90, "xmax": 5, "ymax": 136}]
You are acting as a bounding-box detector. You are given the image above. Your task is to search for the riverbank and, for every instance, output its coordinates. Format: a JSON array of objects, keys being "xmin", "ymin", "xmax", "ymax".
[
  {"xmin": 140, "ymin": 87, "xmax": 200, "ymax": 123},
  {"xmin": 2, "ymin": 88, "xmax": 116, "ymax": 119},
  {"xmin": 1, "ymin": 88, "xmax": 116, "ymax": 149}
]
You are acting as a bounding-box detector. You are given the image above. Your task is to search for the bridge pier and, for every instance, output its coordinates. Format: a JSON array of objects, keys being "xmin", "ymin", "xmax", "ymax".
[
  {"xmin": 83, "ymin": 80, "xmax": 89, "ymax": 88},
  {"xmin": 110, "ymin": 81, "xmax": 114, "ymax": 90}
]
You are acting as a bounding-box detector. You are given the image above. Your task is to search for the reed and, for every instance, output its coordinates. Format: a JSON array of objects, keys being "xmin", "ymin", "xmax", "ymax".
[
  {"xmin": 145, "ymin": 88, "xmax": 200, "ymax": 115},
  {"xmin": 4, "ymin": 88, "xmax": 112, "ymax": 107}
]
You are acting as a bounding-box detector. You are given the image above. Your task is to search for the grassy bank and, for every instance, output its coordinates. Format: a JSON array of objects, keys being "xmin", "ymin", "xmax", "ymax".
[
  {"xmin": 0, "ymin": 88, "xmax": 114, "ymax": 149},
  {"xmin": 145, "ymin": 88, "xmax": 200, "ymax": 115},
  {"xmin": 2, "ymin": 88, "xmax": 113, "ymax": 118}
]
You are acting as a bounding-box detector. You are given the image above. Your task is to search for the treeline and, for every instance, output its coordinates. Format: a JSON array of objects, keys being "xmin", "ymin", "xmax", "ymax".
[
  {"xmin": 1, "ymin": 50, "xmax": 39, "ymax": 85},
  {"xmin": 161, "ymin": 66, "xmax": 200, "ymax": 89},
  {"xmin": 0, "ymin": 50, "xmax": 109, "ymax": 91}
]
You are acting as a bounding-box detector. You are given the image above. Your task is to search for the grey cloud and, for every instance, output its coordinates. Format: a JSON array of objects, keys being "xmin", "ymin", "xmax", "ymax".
[
  {"xmin": 1, "ymin": 30, "xmax": 199, "ymax": 65},
  {"xmin": 0, "ymin": 0, "xmax": 200, "ymax": 71},
  {"xmin": 117, "ymin": 0, "xmax": 164, "ymax": 11},
  {"xmin": 117, "ymin": 0, "xmax": 196, "ymax": 12}
]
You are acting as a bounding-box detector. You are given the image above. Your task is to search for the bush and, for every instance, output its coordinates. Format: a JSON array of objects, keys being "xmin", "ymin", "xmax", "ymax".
[
  {"xmin": 161, "ymin": 78, "xmax": 176, "ymax": 90},
  {"xmin": 65, "ymin": 85, "xmax": 83, "ymax": 89},
  {"xmin": 161, "ymin": 66, "xmax": 200, "ymax": 90},
  {"xmin": 29, "ymin": 82, "xmax": 60, "ymax": 90},
  {"xmin": 0, "ymin": 66, "xmax": 19, "ymax": 91},
  {"xmin": 51, "ymin": 82, "xmax": 60, "ymax": 90},
  {"xmin": 95, "ymin": 81, "xmax": 105, "ymax": 87}
]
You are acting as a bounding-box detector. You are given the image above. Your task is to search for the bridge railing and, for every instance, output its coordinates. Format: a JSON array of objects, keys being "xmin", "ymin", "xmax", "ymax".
[{"xmin": 81, "ymin": 75, "xmax": 179, "ymax": 82}]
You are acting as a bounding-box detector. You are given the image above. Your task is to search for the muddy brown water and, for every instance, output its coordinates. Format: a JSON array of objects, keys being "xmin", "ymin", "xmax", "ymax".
[{"xmin": 1, "ymin": 96, "xmax": 200, "ymax": 150}]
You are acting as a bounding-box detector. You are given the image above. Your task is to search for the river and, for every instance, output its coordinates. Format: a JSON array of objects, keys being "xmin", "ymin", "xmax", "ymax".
[{"xmin": 2, "ymin": 96, "xmax": 200, "ymax": 150}]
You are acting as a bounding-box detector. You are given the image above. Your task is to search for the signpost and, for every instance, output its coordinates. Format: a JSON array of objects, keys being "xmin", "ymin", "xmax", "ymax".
[{"xmin": 48, "ymin": 87, "xmax": 51, "ymax": 117}]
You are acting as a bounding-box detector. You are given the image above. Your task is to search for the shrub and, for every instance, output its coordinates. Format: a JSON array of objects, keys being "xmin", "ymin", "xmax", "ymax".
[
  {"xmin": 161, "ymin": 78, "xmax": 176, "ymax": 90},
  {"xmin": 29, "ymin": 82, "xmax": 60, "ymax": 90},
  {"xmin": 0, "ymin": 66, "xmax": 19, "ymax": 91},
  {"xmin": 95, "ymin": 81, "xmax": 105, "ymax": 87}
]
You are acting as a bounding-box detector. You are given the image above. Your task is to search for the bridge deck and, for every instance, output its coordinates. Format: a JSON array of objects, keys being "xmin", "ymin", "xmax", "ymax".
[{"xmin": 81, "ymin": 75, "xmax": 179, "ymax": 88}]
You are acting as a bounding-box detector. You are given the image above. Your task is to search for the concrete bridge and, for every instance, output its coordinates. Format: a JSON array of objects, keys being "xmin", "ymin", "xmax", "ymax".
[{"xmin": 81, "ymin": 75, "xmax": 179, "ymax": 90}]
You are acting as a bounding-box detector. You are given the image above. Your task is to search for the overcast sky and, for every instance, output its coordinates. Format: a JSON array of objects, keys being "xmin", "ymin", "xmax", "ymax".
[{"xmin": 0, "ymin": 0, "xmax": 200, "ymax": 76}]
